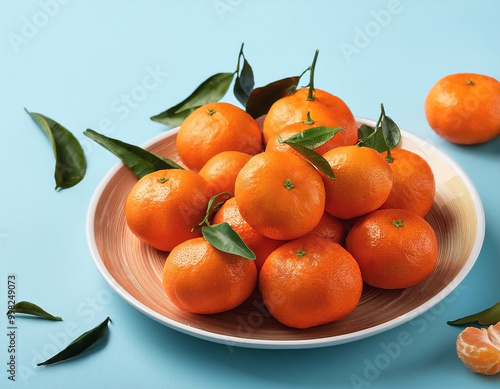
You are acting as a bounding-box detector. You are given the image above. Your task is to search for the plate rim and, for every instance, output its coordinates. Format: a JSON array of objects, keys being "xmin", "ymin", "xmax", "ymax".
[{"xmin": 86, "ymin": 117, "xmax": 485, "ymax": 349}]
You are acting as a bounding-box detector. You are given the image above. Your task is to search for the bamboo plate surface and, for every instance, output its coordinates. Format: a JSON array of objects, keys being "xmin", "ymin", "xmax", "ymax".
[{"xmin": 86, "ymin": 118, "xmax": 485, "ymax": 349}]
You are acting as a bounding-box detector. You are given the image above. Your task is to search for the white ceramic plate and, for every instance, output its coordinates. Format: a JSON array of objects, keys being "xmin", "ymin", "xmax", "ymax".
[{"xmin": 86, "ymin": 118, "xmax": 485, "ymax": 349}]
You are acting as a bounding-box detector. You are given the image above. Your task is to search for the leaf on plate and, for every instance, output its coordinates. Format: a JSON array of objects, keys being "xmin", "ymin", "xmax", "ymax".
[
  {"xmin": 83, "ymin": 129, "xmax": 183, "ymax": 179},
  {"xmin": 150, "ymin": 72, "xmax": 235, "ymax": 126},
  {"xmin": 8, "ymin": 301, "xmax": 62, "ymax": 321},
  {"xmin": 202, "ymin": 223, "xmax": 256, "ymax": 260},
  {"xmin": 26, "ymin": 109, "xmax": 86, "ymax": 189},
  {"xmin": 37, "ymin": 317, "xmax": 111, "ymax": 366},
  {"xmin": 447, "ymin": 301, "xmax": 500, "ymax": 326},
  {"xmin": 233, "ymin": 44, "xmax": 255, "ymax": 107},
  {"xmin": 245, "ymin": 76, "xmax": 302, "ymax": 119}
]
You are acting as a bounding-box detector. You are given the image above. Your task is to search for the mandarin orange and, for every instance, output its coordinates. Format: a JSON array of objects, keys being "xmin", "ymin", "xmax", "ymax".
[
  {"xmin": 265, "ymin": 111, "xmax": 343, "ymax": 156},
  {"xmin": 198, "ymin": 151, "xmax": 253, "ymax": 197},
  {"xmin": 125, "ymin": 169, "xmax": 211, "ymax": 252},
  {"xmin": 162, "ymin": 237, "xmax": 257, "ymax": 314},
  {"xmin": 424, "ymin": 73, "xmax": 500, "ymax": 144},
  {"xmin": 456, "ymin": 322, "xmax": 500, "ymax": 375},
  {"xmin": 262, "ymin": 88, "xmax": 358, "ymax": 146},
  {"xmin": 345, "ymin": 208, "xmax": 438, "ymax": 289},
  {"xmin": 234, "ymin": 152, "xmax": 325, "ymax": 240},
  {"xmin": 176, "ymin": 102, "xmax": 262, "ymax": 171},
  {"xmin": 212, "ymin": 197, "xmax": 283, "ymax": 273},
  {"xmin": 259, "ymin": 236, "xmax": 363, "ymax": 329},
  {"xmin": 321, "ymin": 145, "xmax": 393, "ymax": 220},
  {"xmin": 379, "ymin": 148, "xmax": 435, "ymax": 217}
]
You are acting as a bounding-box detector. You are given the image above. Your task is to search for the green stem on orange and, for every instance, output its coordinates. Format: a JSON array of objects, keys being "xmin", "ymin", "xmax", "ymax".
[
  {"xmin": 296, "ymin": 249, "xmax": 306, "ymax": 257},
  {"xmin": 303, "ymin": 111, "xmax": 315, "ymax": 125},
  {"xmin": 393, "ymin": 219, "xmax": 404, "ymax": 228},
  {"xmin": 306, "ymin": 50, "xmax": 319, "ymax": 101},
  {"xmin": 283, "ymin": 178, "xmax": 295, "ymax": 190}
]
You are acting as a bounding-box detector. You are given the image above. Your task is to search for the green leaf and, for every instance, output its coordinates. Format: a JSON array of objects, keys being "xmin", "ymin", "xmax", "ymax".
[
  {"xmin": 84, "ymin": 129, "xmax": 182, "ymax": 179},
  {"xmin": 447, "ymin": 301, "xmax": 500, "ymax": 326},
  {"xmin": 245, "ymin": 76, "xmax": 301, "ymax": 119},
  {"xmin": 25, "ymin": 109, "xmax": 86, "ymax": 189},
  {"xmin": 150, "ymin": 72, "xmax": 235, "ymax": 126},
  {"xmin": 281, "ymin": 126, "xmax": 342, "ymax": 149},
  {"xmin": 283, "ymin": 142, "xmax": 336, "ymax": 180},
  {"xmin": 381, "ymin": 115, "xmax": 401, "ymax": 149},
  {"xmin": 202, "ymin": 223, "xmax": 256, "ymax": 260},
  {"xmin": 358, "ymin": 124, "xmax": 390, "ymax": 152},
  {"xmin": 37, "ymin": 317, "xmax": 111, "ymax": 366},
  {"xmin": 7, "ymin": 301, "xmax": 62, "ymax": 321},
  {"xmin": 193, "ymin": 192, "xmax": 232, "ymax": 231},
  {"xmin": 279, "ymin": 126, "xmax": 340, "ymax": 180},
  {"xmin": 234, "ymin": 57, "xmax": 255, "ymax": 107}
]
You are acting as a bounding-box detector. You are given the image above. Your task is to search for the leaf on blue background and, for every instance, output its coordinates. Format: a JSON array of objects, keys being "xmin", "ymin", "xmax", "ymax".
[
  {"xmin": 447, "ymin": 301, "xmax": 500, "ymax": 326},
  {"xmin": 26, "ymin": 109, "xmax": 86, "ymax": 189},
  {"xmin": 234, "ymin": 57, "xmax": 255, "ymax": 107},
  {"xmin": 84, "ymin": 129, "xmax": 182, "ymax": 179},
  {"xmin": 37, "ymin": 317, "xmax": 111, "ymax": 366},
  {"xmin": 150, "ymin": 72, "xmax": 235, "ymax": 126},
  {"xmin": 8, "ymin": 301, "xmax": 62, "ymax": 321}
]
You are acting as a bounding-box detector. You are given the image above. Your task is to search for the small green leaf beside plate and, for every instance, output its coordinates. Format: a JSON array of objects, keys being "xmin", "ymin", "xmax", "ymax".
[
  {"xmin": 26, "ymin": 109, "xmax": 86, "ymax": 189},
  {"xmin": 448, "ymin": 301, "xmax": 500, "ymax": 326}
]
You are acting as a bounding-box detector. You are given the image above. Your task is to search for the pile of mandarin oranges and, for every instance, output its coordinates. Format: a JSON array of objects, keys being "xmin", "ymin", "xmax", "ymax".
[
  {"xmin": 124, "ymin": 72, "xmax": 500, "ymax": 374},
  {"xmin": 125, "ymin": 85, "xmax": 440, "ymax": 329}
]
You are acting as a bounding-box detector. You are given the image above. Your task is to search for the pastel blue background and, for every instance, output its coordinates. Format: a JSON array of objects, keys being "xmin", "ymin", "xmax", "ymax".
[{"xmin": 1, "ymin": 1, "xmax": 499, "ymax": 388}]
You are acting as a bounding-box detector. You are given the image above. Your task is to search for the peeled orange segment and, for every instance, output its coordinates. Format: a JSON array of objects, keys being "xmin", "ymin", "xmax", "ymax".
[{"xmin": 456, "ymin": 322, "xmax": 500, "ymax": 375}]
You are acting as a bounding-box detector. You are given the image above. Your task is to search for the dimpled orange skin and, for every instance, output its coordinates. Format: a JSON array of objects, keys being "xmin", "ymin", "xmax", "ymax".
[
  {"xmin": 176, "ymin": 102, "xmax": 263, "ymax": 171},
  {"xmin": 262, "ymin": 88, "xmax": 358, "ymax": 146},
  {"xmin": 259, "ymin": 236, "xmax": 363, "ymax": 329},
  {"xmin": 302, "ymin": 211, "xmax": 349, "ymax": 246},
  {"xmin": 162, "ymin": 237, "xmax": 257, "ymax": 314},
  {"xmin": 125, "ymin": 169, "xmax": 211, "ymax": 252},
  {"xmin": 321, "ymin": 146, "xmax": 394, "ymax": 220},
  {"xmin": 456, "ymin": 322, "xmax": 500, "ymax": 375},
  {"xmin": 198, "ymin": 151, "xmax": 253, "ymax": 197},
  {"xmin": 424, "ymin": 73, "xmax": 500, "ymax": 144},
  {"xmin": 234, "ymin": 152, "xmax": 326, "ymax": 241},
  {"xmin": 379, "ymin": 148, "xmax": 436, "ymax": 218},
  {"xmin": 345, "ymin": 209, "xmax": 439, "ymax": 290},
  {"xmin": 212, "ymin": 197, "xmax": 283, "ymax": 273}
]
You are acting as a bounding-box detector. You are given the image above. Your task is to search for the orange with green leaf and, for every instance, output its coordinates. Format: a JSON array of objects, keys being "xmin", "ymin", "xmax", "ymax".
[
  {"xmin": 162, "ymin": 237, "xmax": 257, "ymax": 314},
  {"xmin": 262, "ymin": 51, "xmax": 358, "ymax": 147}
]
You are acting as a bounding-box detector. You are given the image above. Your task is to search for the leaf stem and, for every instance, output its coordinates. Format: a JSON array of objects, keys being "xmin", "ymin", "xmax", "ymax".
[
  {"xmin": 306, "ymin": 50, "xmax": 319, "ymax": 101},
  {"xmin": 236, "ymin": 42, "xmax": 245, "ymax": 73},
  {"xmin": 358, "ymin": 104, "xmax": 384, "ymax": 146}
]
